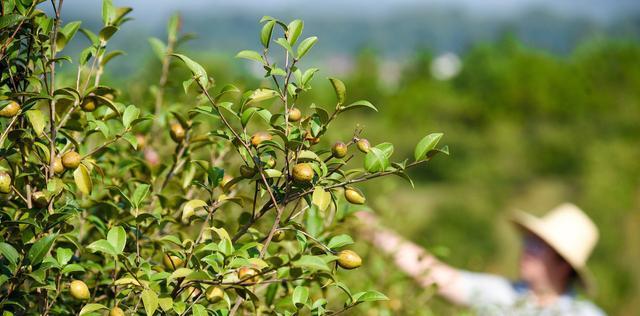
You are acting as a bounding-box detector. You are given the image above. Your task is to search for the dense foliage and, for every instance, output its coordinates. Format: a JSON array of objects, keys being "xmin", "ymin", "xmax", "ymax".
[{"xmin": 0, "ymin": 1, "xmax": 449, "ymax": 315}]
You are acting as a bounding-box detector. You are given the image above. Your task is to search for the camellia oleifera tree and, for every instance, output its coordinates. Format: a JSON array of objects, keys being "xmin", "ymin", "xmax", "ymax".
[{"xmin": 0, "ymin": 1, "xmax": 448, "ymax": 315}]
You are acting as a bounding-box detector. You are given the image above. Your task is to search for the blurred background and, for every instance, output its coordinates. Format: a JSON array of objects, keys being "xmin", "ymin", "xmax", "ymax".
[{"xmin": 59, "ymin": 0, "xmax": 640, "ymax": 314}]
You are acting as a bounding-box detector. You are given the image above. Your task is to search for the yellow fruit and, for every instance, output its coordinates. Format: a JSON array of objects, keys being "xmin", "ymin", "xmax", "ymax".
[
  {"xmin": 356, "ymin": 139, "xmax": 370, "ymax": 153},
  {"xmin": 62, "ymin": 151, "xmax": 81, "ymax": 169},
  {"xmin": 272, "ymin": 229, "xmax": 286, "ymax": 242},
  {"xmin": 32, "ymin": 191, "xmax": 48, "ymax": 208},
  {"xmin": 109, "ymin": 307, "xmax": 124, "ymax": 316},
  {"xmin": 52, "ymin": 156, "xmax": 65, "ymax": 174},
  {"xmin": 0, "ymin": 100, "xmax": 20, "ymax": 117},
  {"xmin": 81, "ymin": 97, "xmax": 97, "ymax": 112},
  {"xmin": 344, "ymin": 187, "xmax": 366, "ymax": 205},
  {"xmin": 163, "ymin": 254, "xmax": 184, "ymax": 270},
  {"xmin": 288, "ymin": 107, "xmax": 302, "ymax": 122},
  {"xmin": 0, "ymin": 171, "xmax": 11, "ymax": 194},
  {"xmin": 170, "ymin": 123, "xmax": 186, "ymax": 143},
  {"xmin": 250, "ymin": 131, "xmax": 272, "ymax": 147},
  {"xmin": 331, "ymin": 142, "xmax": 348, "ymax": 158},
  {"xmin": 337, "ymin": 250, "xmax": 362, "ymax": 269},
  {"xmin": 238, "ymin": 267, "xmax": 259, "ymax": 284},
  {"xmin": 240, "ymin": 165, "xmax": 256, "ymax": 178},
  {"xmin": 69, "ymin": 280, "xmax": 90, "ymax": 300},
  {"xmin": 205, "ymin": 286, "xmax": 224, "ymax": 303},
  {"xmin": 292, "ymin": 163, "xmax": 314, "ymax": 183}
]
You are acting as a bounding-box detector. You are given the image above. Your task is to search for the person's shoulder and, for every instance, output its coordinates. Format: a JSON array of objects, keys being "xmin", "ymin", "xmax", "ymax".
[{"xmin": 571, "ymin": 298, "xmax": 607, "ymax": 316}]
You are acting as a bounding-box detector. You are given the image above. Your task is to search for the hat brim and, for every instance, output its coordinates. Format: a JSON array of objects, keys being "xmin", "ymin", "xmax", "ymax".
[{"xmin": 510, "ymin": 210, "xmax": 595, "ymax": 295}]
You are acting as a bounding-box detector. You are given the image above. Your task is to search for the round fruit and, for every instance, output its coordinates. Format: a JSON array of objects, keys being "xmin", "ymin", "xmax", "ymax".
[
  {"xmin": 272, "ymin": 229, "xmax": 286, "ymax": 242},
  {"xmin": 69, "ymin": 280, "xmax": 90, "ymax": 300},
  {"xmin": 109, "ymin": 307, "xmax": 125, "ymax": 316},
  {"xmin": 163, "ymin": 254, "xmax": 184, "ymax": 270},
  {"xmin": 288, "ymin": 107, "xmax": 302, "ymax": 122},
  {"xmin": 331, "ymin": 142, "xmax": 348, "ymax": 158},
  {"xmin": 170, "ymin": 123, "xmax": 186, "ymax": 143},
  {"xmin": 344, "ymin": 187, "xmax": 366, "ymax": 205},
  {"xmin": 337, "ymin": 250, "xmax": 362, "ymax": 269},
  {"xmin": 356, "ymin": 139, "xmax": 370, "ymax": 153},
  {"xmin": 32, "ymin": 191, "xmax": 48, "ymax": 208},
  {"xmin": 52, "ymin": 156, "xmax": 65, "ymax": 174},
  {"xmin": 240, "ymin": 165, "xmax": 256, "ymax": 178},
  {"xmin": 292, "ymin": 163, "xmax": 314, "ymax": 183},
  {"xmin": 0, "ymin": 171, "xmax": 11, "ymax": 194},
  {"xmin": 205, "ymin": 286, "xmax": 224, "ymax": 303},
  {"xmin": 250, "ymin": 131, "xmax": 272, "ymax": 147},
  {"xmin": 81, "ymin": 97, "xmax": 97, "ymax": 112},
  {"xmin": 0, "ymin": 100, "xmax": 20, "ymax": 118},
  {"xmin": 238, "ymin": 267, "xmax": 259, "ymax": 284},
  {"xmin": 62, "ymin": 151, "xmax": 81, "ymax": 169}
]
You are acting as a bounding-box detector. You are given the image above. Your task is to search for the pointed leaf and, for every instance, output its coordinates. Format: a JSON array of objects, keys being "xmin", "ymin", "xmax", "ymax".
[
  {"xmin": 142, "ymin": 289, "xmax": 158, "ymax": 316},
  {"xmin": 236, "ymin": 50, "xmax": 263, "ymax": 63},
  {"xmin": 340, "ymin": 100, "xmax": 377, "ymax": 112},
  {"xmin": 328, "ymin": 78, "xmax": 346, "ymax": 105},
  {"xmin": 171, "ymin": 54, "xmax": 209, "ymax": 89},
  {"xmin": 79, "ymin": 303, "xmax": 108, "ymax": 315},
  {"xmin": 107, "ymin": 226, "xmax": 126, "ymax": 254},
  {"xmin": 414, "ymin": 133, "xmax": 444, "ymax": 161},
  {"xmin": 27, "ymin": 234, "xmax": 57, "ymax": 266},
  {"xmin": 296, "ymin": 36, "xmax": 318, "ymax": 59},
  {"xmin": 261, "ymin": 20, "xmax": 276, "ymax": 48},
  {"xmin": 73, "ymin": 164, "xmax": 92, "ymax": 195}
]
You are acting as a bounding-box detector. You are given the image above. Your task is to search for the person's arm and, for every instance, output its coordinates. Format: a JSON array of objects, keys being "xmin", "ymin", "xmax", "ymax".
[{"xmin": 355, "ymin": 212, "xmax": 468, "ymax": 305}]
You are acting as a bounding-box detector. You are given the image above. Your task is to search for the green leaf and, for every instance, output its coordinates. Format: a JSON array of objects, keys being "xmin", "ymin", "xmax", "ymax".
[
  {"xmin": 245, "ymin": 88, "xmax": 279, "ymax": 105},
  {"xmin": 354, "ymin": 290, "xmax": 389, "ymax": 302},
  {"xmin": 0, "ymin": 242, "xmax": 19, "ymax": 265},
  {"xmin": 0, "ymin": 14, "xmax": 27, "ymax": 31},
  {"xmin": 311, "ymin": 186, "xmax": 331, "ymax": 212},
  {"xmin": 132, "ymin": 183, "xmax": 150, "ymax": 207},
  {"xmin": 102, "ymin": 0, "xmax": 115, "ymax": 25},
  {"xmin": 236, "ymin": 50, "xmax": 263, "ymax": 63},
  {"xmin": 192, "ymin": 304, "xmax": 207, "ymax": 316},
  {"xmin": 62, "ymin": 263, "xmax": 85, "ymax": 275},
  {"xmin": 122, "ymin": 104, "xmax": 139, "ymax": 128},
  {"xmin": 148, "ymin": 37, "xmax": 166, "ymax": 61},
  {"xmin": 293, "ymin": 255, "xmax": 330, "ymax": 271},
  {"xmin": 328, "ymin": 77, "xmax": 346, "ymax": 105},
  {"xmin": 87, "ymin": 239, "xmax": 117, "ymax": 256},
  {"xmin": 79, "ymin": 303, "xmax": 108, "ymax": 315},
  {"xmin": 142, "ymin": 289, "xmax": 158, "ymax": 316},
  {"xmin": 99, "ymin": 25, "xmax": 118, "ymax": 42},
  {"xmin": 364, "ymin": 147, "xmax": 390, "ymax": 173},
  {"xmin": 414, "ymin": 133, "xmax": 444, "ymax": 161},
  {"xmin": 375, "ymin": 142, "xmax": 394, "ymax": 159},
  {"xmin": 275, "ymin": 38, "xmax": 295, "ymax": 57},
  {"xmin": 171, "ymin": 53, "xmax": 209, "ymax": 89},
  {"xmin": 296, "ymin": 36, "xmax": 318, "ymax": 59},
  {"xmin": 73, "ymin": 164, "xmax": 92, "ymax": 195},
  {"xmin": 287, "ymin": 19, "xmax": 304, "ymax": 45},
  {"xmin": 182, "ymin": 199, "xmax": 207, "ymax": 223},
  {"xmin": 327, "ymin": 234, "xmax": 354, "ymax": 250},
  {"xmin": 27, "ymin": 234, "xmax": 57, "ymax": 266},
  {"xmin": 168, "ymin": 268, "xmax": 193, "ymax": 282},
  {"xmin": 292, "ymin": 285, "xmax": 309, "ymax": 308},
  {"xmin": 305, "ymin": 205, "xmax": 323, "ymax": 237},
  {"xmin": 260, "ymin": 20, "xmax": 276, "ymax": 48},
  {"xmin": 107, "ymin": 226, "xmax": 126, "ymax": 254},
  {"xmin": 26, "ymin": 109, "xmax": 46, "ymax": 136},
  {"xmin": 340, "ymin": 100, "xmax": 377, "ymax": 112},
  {"xmin": 158, "ymin": 296, "xmax": 173, "ymax": 311},
  {"xmin": 56, "ymin": 247, "xmax": 73, "ymax": 266}
]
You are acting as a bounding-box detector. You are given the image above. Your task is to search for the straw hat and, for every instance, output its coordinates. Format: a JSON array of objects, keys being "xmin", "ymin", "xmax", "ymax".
[{"xmin": 511, "ymin": 203, "xmax": 599, "ymax": 292}]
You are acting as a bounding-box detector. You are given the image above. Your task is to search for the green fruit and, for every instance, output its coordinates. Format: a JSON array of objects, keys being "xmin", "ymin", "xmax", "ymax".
[
  {"xmin": 170, "ymin": 123, "xmax": 186, "ymax": 143},
  {"xmin": 356, "ymin": 139, "xmax": 370, "ymax": 153},
  {"xmin": 292, "ymin": 163, "xmax": 314, "ymax": 183},
  {"xmin": 272, "ymin": 229, "xmax": 286, "ymax": 242},
  {"xmin": 163, "ymin": 254, "xmax": 184, "ymax": 270},
  {"xmin": 0, "ymin": 171, "xmax": 11, "ymax": 194},
  {"xmin": 331, "ymin": 142, "xmax": 348, "ymax": 158},
  {"xmin": 0, "ymin": 100, "xmax": 20, "ymax": 117},
  {"xmin": 337, "ymin": 250, "xmax": 362, "ymax": 269},
  {"xmin": 81, "ymin": 97, "xmax": 97, "ymax": 112},
  {"xmin": 62, "ymin": 151, "xmax": 81, "ymax": 169},
  {"xmin": 250, "ymin": 131, "xmax": 272, "ymax": 147},
  {"xmin": 205, "ymin": 286, "xmax": 224, "ymax": 303},
  {"xmin": 288, "ymin": 107, "xmax": 302, "ymax": 122},
  {"xmin": 240, "ymin": 165, "xmax": 256, "ymax": 178},
  {"xmin": 109, "ymin": 307, "xmax": 125, "ymax": 316},
  {"xmin": 265, "ymin": 156, "xmax": 276, "ymax": 168},
  {"xmin": 344, "ymin": 187, "xmax": 365, "ymax": 205},
  {"xmin": 69, "ymin": 280, "xmax": 90, "ymax": 300}
]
